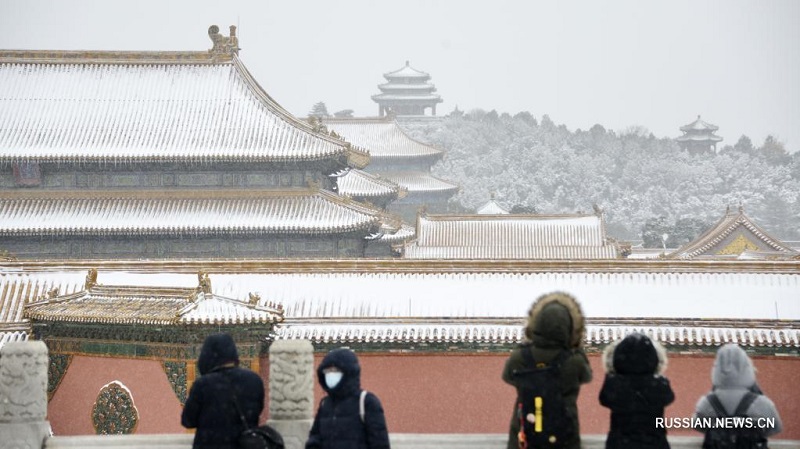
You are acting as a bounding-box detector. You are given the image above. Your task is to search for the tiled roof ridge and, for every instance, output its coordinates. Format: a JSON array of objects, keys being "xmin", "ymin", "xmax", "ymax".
[
  {"xmin": 275, "ymin": 322, "xmax": 800, "ymax": 348},
  {"xmin": 0, "ymin": 50, "xmax": 219, "ymax": 65},
  {"xmin": 0, "ymin": 187, "xmax": 322, "ymax": 201},
  {"xmin": 0, "ymin": 24, "xmax": 241, "ymax": 65},
  {"xmin": 419, "ymin": 212, "xmax": 602, "ymax": 221}
]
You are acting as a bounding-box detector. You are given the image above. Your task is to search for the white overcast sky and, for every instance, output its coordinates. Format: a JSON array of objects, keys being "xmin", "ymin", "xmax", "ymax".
[{"xmin": 2, "ymin": 0, "xmax": 798, "ymax": 152}]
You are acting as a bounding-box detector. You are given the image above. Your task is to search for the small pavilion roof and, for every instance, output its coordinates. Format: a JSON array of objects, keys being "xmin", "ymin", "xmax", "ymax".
[
  {"xmin": 0, "ymin": 188, "xmax": 387, "ymax": 237},
  {"xmin": 0, "ymin": 37, "xmax": 366, "ymax": 167},
  {"xmin": 23, "ymin": 271, "xmax": 283, "ymax": 326},
  {"xmin": 668, "ymin": 206, "xmax": 799, "ymax": 259},
  {"xmin": 476, "ymin": 198, "xmax": 510, "ymax": 215},
  {"xmin": 324, "ymin": 117, "xmax": 443, "ymax": 160},
  {"xmin": 680, "ymin": 115, "xmax": 720, "ymax": 132},
  {"xmin": 383, "ymin": 61, "xmax": 431, "ymax": 80}
]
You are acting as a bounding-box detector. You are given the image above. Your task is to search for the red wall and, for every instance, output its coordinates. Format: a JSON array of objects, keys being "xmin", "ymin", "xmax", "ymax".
[
  {"xmin": 49, "ymin": 352, "xmax": 799, "ymax": 440},
  {"xmin": 49, "ymin": 356, "xmax": 184, "ymax": 435},
  {"xmin": 310, "ymin": 352, "xmax": 800, "ymax": 440}
]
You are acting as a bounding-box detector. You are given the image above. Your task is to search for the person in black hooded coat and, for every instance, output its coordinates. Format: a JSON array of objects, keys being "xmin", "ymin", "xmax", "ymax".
[
  {"xmin": 599, "ymin": 333, "xmax": 674, "ymax": 449},
  {"xmin": 182, "ymin": 333, "xmax": 265, "ymax": 449},
  {"xmin": 306, "ymin": 348, "xmax": 390, "ymax": 449}
]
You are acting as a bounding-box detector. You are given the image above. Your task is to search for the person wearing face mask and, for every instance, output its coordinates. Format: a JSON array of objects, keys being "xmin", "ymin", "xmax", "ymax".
[{"xmin": 306, "ymin": 348, "xmax": 390, "ymax": 449}]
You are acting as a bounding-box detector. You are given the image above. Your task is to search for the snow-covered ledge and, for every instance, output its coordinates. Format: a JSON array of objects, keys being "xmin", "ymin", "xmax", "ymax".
[{"xmin": 40, "ymin": 434, "xmax": 800, "ymax": 449}]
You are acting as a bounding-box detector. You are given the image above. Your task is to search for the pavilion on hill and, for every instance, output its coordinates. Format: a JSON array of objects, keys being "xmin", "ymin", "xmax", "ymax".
[
  {"xmin": 0, "ymin": 25, "xmax": 403, "ymax": 259},
  {"xmin": 676, "ymin": 115, "xmax": 723, "ymax": 153},
  {"xmin": 372, "ymin": 61, "xmax": 443, "ymax": 117}
]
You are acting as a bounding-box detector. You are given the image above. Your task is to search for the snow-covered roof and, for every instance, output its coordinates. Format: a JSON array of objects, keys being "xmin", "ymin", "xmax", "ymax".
[
  {"xmin": 378, "ymin": 223, "xmax": 416, "ymax": 244},
  {"xmin": 0, "ymin": 51, "xmax": 366, "ymax": 165},
  {"xmin": 23, "ymin": 273, "xmax": 283, "ymax": 326},
  {"xmin": 476, "ymin": 199, "xmax": 510, "ymax": 215},
  {"xmin": 383, "ymin": 61, "xmax": 431, "ymax": 80},
  {"xmin": 276, "ymin": 320, "xmax": 800, "ymax": 348},
  {"xmin": 403, "ymin": 213, "xmax": 618, "ymax": 259},
  {"xmin": 0, "ymin": 189, "xmax": 385, "ymax": 236},
  {"xmin": 324, "ymin": 118, "xmax": 443, "ymax": 160},
  {"xmin": 1, "ymin": 264, "xmax": 799, "ymax": 347},
  {"xmin": 669, "ymin": 207, "xmax": 798, "ymax": 259},
  {"xmin": 333, "ymin": 168, "xmax": 405, "ymax": 200},
  {"xmin": 680, "ymin": 115, "xmax": 720, "ymax": 132},
  {"xmin": 382, "ymin": 172, "xmax": 460, "ymax": 194}
]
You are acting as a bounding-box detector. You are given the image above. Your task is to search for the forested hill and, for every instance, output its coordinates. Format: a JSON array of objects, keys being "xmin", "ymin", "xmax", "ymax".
[{"xmin": 400, "ymin": 110, "xmax": 800, "ymax": 246}]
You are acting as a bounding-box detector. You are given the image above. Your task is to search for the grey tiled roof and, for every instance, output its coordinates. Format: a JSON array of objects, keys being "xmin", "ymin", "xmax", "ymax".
[
  {"xmin": 403, "ymin": 213, "xmax": 618, "ymax": 259},
  {"xmin": 0, "ymin": 189, "xmax": 384, "ymax": 236},
  {"xmin": 0, "ymin": 55, "xmax": 357, "ymax": 164}
]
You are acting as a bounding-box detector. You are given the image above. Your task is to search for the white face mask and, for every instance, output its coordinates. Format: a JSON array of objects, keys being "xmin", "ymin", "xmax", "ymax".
[{"xmin": 324, "ymin": 371, "xmax": 344, "ymax": 389}]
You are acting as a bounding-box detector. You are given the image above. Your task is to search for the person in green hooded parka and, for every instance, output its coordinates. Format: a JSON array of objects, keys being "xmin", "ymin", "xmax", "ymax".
[{"xmin": 502, "ymin": 292, "xmax": 593, "ymax": 449}]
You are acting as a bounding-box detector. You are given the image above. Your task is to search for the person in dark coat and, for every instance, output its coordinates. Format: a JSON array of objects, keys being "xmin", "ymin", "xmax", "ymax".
[
  {"xmin": 694, "ymin": 344, "xmax": 782, "ymax": 443},
  {"xmin": 599, "ymin": 332, "xmax": 674, "ymax": 449},
  {"xmin": 182, "ymin": 333, "xmax": 265, "ymax": 449},
  {"xmin": 306, "ymin": 348, "xmax": 390, "ymax": 449},
  {"xmin": 502, "ymin": 292, "xmax": 593, "ymax": 449}
]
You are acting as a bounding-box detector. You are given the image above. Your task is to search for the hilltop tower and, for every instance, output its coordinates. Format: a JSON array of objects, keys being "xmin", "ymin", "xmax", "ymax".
[
  {"xmin": 372, "ymin": 61, "xmax": 443, "ymax": 117},
  {"xmin": 676, "ymin": 115, "xmax": 723, "ymax": 154}
]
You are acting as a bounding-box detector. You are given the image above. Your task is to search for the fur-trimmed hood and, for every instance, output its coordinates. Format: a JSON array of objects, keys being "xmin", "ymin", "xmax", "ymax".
[
  {"xmin": 603, "ymin": 332, "xmax": 668, "ymax": 375},
  {"xmin": 525, "ymin": 291, "xmax": 586, "ymax": 349}
]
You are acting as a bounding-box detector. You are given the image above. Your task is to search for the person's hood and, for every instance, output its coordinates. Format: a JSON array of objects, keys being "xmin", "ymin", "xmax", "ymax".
[
  {"xmin": 317, "ymin": 348, "xmax": 361, "ymax": 398},
  {"xmin": 525, "ymin": 291, "xmax": 585, "ymax": 349},
  {"xmin": 197, "ymin": 333, "xmax": 240, "ymax": 376},
  {"xmin": 603, "ymin": 332, "xmax": 667, "ymax": 375},
  {"xmin": 712, "ymin": 344, "xmax": 756, "ymax": 390}
]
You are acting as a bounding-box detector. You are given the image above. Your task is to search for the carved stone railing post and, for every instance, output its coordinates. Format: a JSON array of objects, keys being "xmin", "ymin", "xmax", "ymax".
[
  {"xmin": 0, "ymin": 341, "xmax": 51, "ymax": 449},
  {"xmin": 267, "ymin": 340, "xmax": 314, "ymax": 449}
]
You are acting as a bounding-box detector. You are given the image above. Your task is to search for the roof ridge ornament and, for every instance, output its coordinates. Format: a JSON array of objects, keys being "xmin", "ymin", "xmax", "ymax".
[
  {"xmin": 196, "ymin": 271, "xmax": 212, "ymax": 295},
  {"xmin": 85, "ymin": 268, "xmax": 98, "ymax": 290},
  {"xmin": 208, "ymin": 24, "xmax": 240, "ymax": 62}
]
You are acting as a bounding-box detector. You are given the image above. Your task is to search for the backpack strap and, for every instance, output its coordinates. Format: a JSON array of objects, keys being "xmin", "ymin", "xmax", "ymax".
[
  {"xmin": 359, "ymin": 390, "xmax": 368, "ymax": 423},
  {"xmin": 706, "ymin": 393, "xmax": 729, "ymax": 417},
  {"xmin": 733, "ymin": 392, "xmax": 758, "ymax": 417},
  {"xmin": 520, "ymin": 345, "xmax": 537, "ymax": 367}
]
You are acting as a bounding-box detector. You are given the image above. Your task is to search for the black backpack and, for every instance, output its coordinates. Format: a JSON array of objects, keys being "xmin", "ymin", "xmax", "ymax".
[
  {"xmin": 511, "ymin": 347, "xmax": 574, "ymax": 449},
  {"xmin": 702, "ymin": 392, "xmax": 767, "ymax": 449}
]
